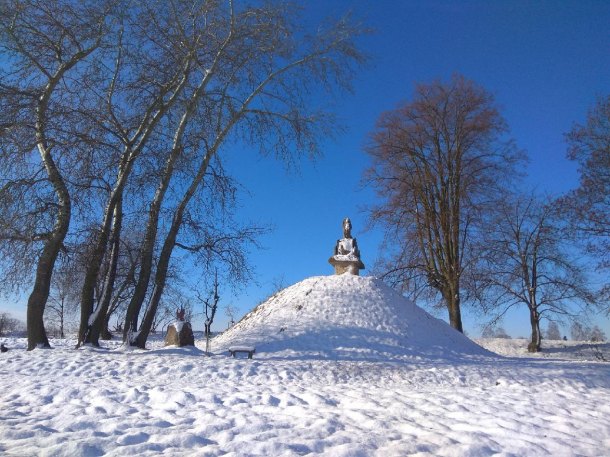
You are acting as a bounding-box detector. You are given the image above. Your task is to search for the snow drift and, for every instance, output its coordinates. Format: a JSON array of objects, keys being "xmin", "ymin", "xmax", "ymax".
[{"xmin": 213, "ymin": 274, "xmax": 491, "ymax": 361}]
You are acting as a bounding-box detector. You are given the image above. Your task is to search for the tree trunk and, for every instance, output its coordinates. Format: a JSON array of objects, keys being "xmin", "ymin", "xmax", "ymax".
[
  {"xmin": 129, "ymin": 148, "xmax": 215, "ymax": 348},
  {"xmin": 100, "ymin": 324, "xmax": 113, "ymax": 340},
  {"xmin": 122, "ymin": 69, "xmax": 217, "ymax": 343},
  {"xmin": 59, "ymin": 300, "xmax": 65, "ymax": 339},
  {"xmin": 447, "ymin": 294, "xmax": 464, "ymax": 333},
  {"xmin": 26, "ymin": 176, "xmax": 70, "ymax": 350},
  {"xmin": 86, "ymin": 199, "xmax": 123, "ymax": 346},
  {"xmin": 28, "ymin": 84, "xmax": 73, "ymax": 350},
  {"xmin": 122, "ymin": 146, "xmax": 182, "ymax": 342},
  {"xmin": 78, "ymin": 189, "xmax": 121, "ymax": 345},
  {"xmin": 527, "ymin": 308, "xmax": 541, "ymax": 352},
  {"xmin": 204, "ymin": 271, "xmax": 220, "ymax": 339},
  {"xmin": 26, "ymin": 260, "xmax": 53, "ymax": 350},
  {"xmin": 131, "ymin": 224, "xmax": 179, "ymax": 348},
  {"xmin": 444, "ymin": 283, "xmax": 463, "ymax": 333}
]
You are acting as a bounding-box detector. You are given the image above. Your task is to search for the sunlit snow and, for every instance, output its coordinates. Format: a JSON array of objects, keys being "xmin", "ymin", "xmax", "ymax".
[{"xmin": 1, "ymin": 275, "xmax": 609, "ymax": 456}]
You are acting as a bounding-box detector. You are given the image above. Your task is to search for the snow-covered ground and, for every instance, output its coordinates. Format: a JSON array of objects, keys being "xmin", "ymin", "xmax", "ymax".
[
  {"xmin": 1, "ymin": 275, "xmax": 609, "ymax": 456},
  {"xmin": 475, "ymin": 337, "xmax": 610, "ymax": 362}
]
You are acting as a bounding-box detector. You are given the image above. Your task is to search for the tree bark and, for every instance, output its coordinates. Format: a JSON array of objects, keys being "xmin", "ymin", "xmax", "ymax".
[
  {"xmin": 26, "ymin": 146, "xmax": 71, "ymax": 350},
  {"xmin": 78, "ymin": 167, "xmax": 129, "ymax": 345},
  {"xmin": 131, "ymin": 231, "xmax": 177, "ymax": 348},
  {"xmin": 85, "ymin": 198, "xmax": 123, "ymax": 346},
  {"xmin": 445, "ymin": 286, "xmax": 463, "ymax": 333},
  {"xmin": 100, "ymin": 324, "xmax": 113, "ymax": 340},
  {"xmin": 27, "ymin": 78, "xmax": 75, "ymax": 349},
  {"xmin": 527, "ymin": 308, "xmax": 541, "ymax": 352}
]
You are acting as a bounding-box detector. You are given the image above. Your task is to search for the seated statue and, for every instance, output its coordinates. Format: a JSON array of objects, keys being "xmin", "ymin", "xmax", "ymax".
[{"xmin": 329, "ymin": 217, "xmax": 365, "ymax": 275}]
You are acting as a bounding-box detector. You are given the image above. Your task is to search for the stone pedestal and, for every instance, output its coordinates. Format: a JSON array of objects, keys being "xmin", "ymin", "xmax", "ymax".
[
  {"xmin": 328, "ymin": 254, "xmax": 365, "ymax": 276},
  {"xmin": 164, "ymin": 321, "xmax": 195, "ymax": 347}
]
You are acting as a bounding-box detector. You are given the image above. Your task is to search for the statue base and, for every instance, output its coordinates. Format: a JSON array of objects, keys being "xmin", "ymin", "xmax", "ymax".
[{"xmin": 328, "ymin": 255, "xmax": 365, "ymax": 276}]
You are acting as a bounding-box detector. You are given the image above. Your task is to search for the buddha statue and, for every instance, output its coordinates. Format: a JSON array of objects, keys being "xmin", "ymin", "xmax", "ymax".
[{"xmin": 328, "ymin": 217, "xmax": 365, "ymax": 275}]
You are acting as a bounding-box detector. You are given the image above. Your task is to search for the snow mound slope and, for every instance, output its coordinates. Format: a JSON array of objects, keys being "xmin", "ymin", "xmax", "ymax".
[{"xmin": 213, "ymin": 274, "xmax": 492, "ymax": 361}]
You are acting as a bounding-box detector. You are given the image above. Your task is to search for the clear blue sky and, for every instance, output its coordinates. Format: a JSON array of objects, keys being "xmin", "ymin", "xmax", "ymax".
[
  {"xmin": 219, "ymin": 0, "xmax": 610, "ymax": 338},
  {"xmin": 2, "ymin": 1, "xmax": 609, "ymax": 339}
]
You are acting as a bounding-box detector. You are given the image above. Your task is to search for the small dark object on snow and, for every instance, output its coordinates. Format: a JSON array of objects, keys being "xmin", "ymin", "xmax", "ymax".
[
  {"xmin": 228, "ymin": 346, "xmax": 255, "ymax": 359},
  {"xmin": 1, "ymin": 344, "xmax": 8, "ymax": 352}
]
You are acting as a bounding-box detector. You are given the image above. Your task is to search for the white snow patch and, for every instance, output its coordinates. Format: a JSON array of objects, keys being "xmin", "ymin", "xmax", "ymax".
[
  {"xmin": 0, "ymin": 275, "xmax": 609, "ymax": 456},
  {"xmin": 213, "ymin": 275, "xmax": 491, "ymax": 361}
]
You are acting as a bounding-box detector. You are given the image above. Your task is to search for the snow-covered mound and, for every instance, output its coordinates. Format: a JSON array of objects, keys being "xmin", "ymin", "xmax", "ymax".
[{"xmin": 213, "ymin": 274, "xmax": 492, "ymax": 361}]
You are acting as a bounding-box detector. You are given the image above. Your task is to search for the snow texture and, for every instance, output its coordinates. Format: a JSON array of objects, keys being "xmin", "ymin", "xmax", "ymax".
[{"xmin": 0, "ymin": 274, "xmax": 609, "ymax": 456}]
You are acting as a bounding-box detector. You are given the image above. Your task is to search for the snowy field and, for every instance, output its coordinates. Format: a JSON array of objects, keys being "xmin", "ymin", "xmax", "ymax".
[{"xmin": 1, "ymin": 275, "xmax": 609, "ymax": 456}]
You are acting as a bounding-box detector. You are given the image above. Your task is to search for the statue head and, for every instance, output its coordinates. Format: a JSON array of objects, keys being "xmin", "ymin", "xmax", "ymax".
[{"xmin": 342, "ymin": 217, "xmax": 352, "ymax": 239}]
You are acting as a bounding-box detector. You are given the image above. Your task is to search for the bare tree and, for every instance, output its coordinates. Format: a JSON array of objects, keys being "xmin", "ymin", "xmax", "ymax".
[
  {"xmin": 77, "ymin": 1, "xmax": 198, "ymax": 347},
  {"xmin": 196, "ymin": 270, "xmax": 220, "ymax": 339},
  {"xmin": 225, "ymin": 304, "xmax": 237, "ymax": 328},
  {"xmin": 590, "ymin": 325, "xmax": 606, "ymax": 342},
  {"xmin": 545, "ymin": 321, "xmax": 562, "ymax": 340},
  {"xmin": 193, "ymin": 270, "xmax": 220, "ymax": 353},
  {"xmin": 570, "ymin": 321, "xmax": 591, "ymax": 341},
  {"xmin": 569, "ymin": 321, "xmax": 606, "ymax": 342},
  {"xmin": 45, "ymin": 257, "xmax": 80, "ymax": 338},
  {"xmin": 124, "ymin": 1, "xmax": 366, "ymax": 348},
  {"xmin": 564, "ymin": 94, "xmax": 610, "ymax": 313},
  {"xmin": 0, "ymin": 312, "xmax": 25, "ymax": 336},
  {"xmin": 0, "ymin": 0, "xmax": 109, "ymax": 349},
  {"xmin": 150, "ymin": 285, "xmax": 194, "ymax": 334},
  {"xmin": 481, "ymin": 325, "xmax": 510, "ymax": 339},
  {"xmin": 474, "ymin": 195, "xmax": 596, "ymax": 352},
  {"xmin": 364, "ymin": 75, "xmax": 522, "ymax": 332}
]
